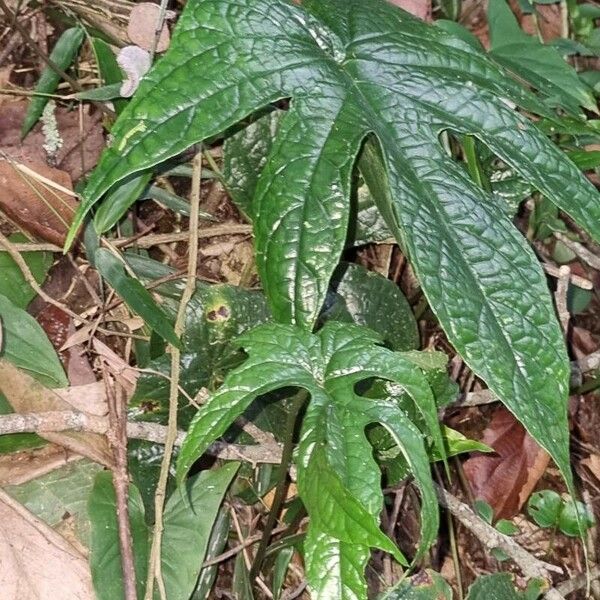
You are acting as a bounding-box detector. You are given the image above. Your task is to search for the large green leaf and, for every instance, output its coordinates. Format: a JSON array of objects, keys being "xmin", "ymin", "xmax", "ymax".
[
  {"xmin": 0, "ymin": 293, "xmax": 67, "ymax": 388},
  {"xmin": 68, "ymin": 0, "xmax": 600, "ymax": 502},
  {"xmin": 488, "ymin": 0, "xmax": 596, "ymax": 114},
  {"xmin": 88, "ymin": 472, "xmax": 149, "ymax": 600},
  {"xmin": 161, "ymin": 463, "xmax": 238, "ymax": 600},
  {"xmin": 177, "ymin": 321, "xmax": 442, "ymax": 597}
]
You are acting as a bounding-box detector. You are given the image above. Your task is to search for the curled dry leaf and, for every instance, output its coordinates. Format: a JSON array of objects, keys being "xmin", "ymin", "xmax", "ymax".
[
  {"xmin": 117, "ymin": 45, "xmax": 152, "ymax": 97},
  {"xmin": 0, "ymin": 158, "xmax": 77, "ymax": 246},
  {"xmin": 127, "ymin": 2, "xmax": 175, "ymax": 52},
  {"xmin": 0, "ymin": 360, "xmax": 112, "ymax": 466},
  {"xmin": 0, "ymin": 488, "xmax": 94, "ymax": 600},
  {"xmin": 463, "ymin": 406, "xmax": 550, "ymax": 520}
]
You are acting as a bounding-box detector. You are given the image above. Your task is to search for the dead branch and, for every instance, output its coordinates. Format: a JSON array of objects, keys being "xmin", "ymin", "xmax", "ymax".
[{"xmin": 0, "ymin": 411, "xmax": 283, "ymax": 465}]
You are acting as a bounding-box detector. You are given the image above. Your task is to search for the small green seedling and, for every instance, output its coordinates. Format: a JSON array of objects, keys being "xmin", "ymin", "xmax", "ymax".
[
  {"xmin": 527, "ymin": 490, "xmax": 595, "ymax": 536},
  {"xmin": 474, "ymin": 499, "xmax": 520, "ymax": 561}
]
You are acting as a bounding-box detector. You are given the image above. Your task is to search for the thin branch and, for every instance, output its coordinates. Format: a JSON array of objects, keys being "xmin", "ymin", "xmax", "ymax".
[
  {"xmin": 104, "ymin": 371, "xmax": 137, "ymax": 600},
  {"xmin": 554, "ymin": 231, "xmax": 600, "ymax": 271},
  {"xmin": 145, "ymin": 150, "xmax": 203, "ymax": 600},
  {"xmin": 555, "ymin": 265, "xmax": 571, "ymax": 335},
  {"xmin": 0, "ymin": 411, "xmax": 284, "ymax": 464},
  {"xmin": 0, "ymin": 224, "xmax": 253, "ymax": 254}
]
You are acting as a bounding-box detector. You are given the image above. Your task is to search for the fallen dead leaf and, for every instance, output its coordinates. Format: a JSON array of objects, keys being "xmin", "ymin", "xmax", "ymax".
[
  {"xmin": 0, "ymin": 158, "xmax": 77, "ymax": 246},
  {"xmin": 463, "ymin": 406, "xmax": 550, "ymax": 520},
  {"xmin": 0, "ymin": 488, "xmax": 94, "ymax": 600},
  {"xmin": 0, "ymin": 445, "xmax": 81, "ymax": 486},
  {"xmin": 0, "ymin": 360, "xmax": 112, "ymax": 466},
  {"xmin": 0, "ymin": 100, "xmax": 104, "ymax": 183},
  {"xmin": 582, "ymin": 454, "xmax": 600, "ymax": 481},
  {"xmin": 127, "ymin": 2, "xmax": 173, "ymax": 52},
  {"xmin": 387, "ymin": 0, "xmax": 432, "ymax": 21},
  {"xmin": 93, "ymin": 339, "xmax": 139, "ymax": 396}
]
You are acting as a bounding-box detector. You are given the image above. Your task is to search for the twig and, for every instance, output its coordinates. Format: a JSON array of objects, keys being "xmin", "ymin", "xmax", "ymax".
[
  {"xmin": 435, "ymin": 484, "xmax": 565, "ymax": 599},
  {"xmin": 104, "ymin": 370, "xmax": 137, "ymax": 600},
  {"xmin": 555, "ymin": 564, "xmax": 600, "ymax": 596},
  {"xmin": 1, "ymin": 224, "xmax": 253, "ymax": 254},
  {"xmin": 149, "ymin": 0, "xmax": 170, "ymax": 62},
  {"xmin": 554, "ymin": 231, "xmax": 600, "ymax": 271},
  {"xmin": 229, "ymin": 506, "xmax": 273, "ymax": 599},
  {"xmin": 144, "ymin": 151, "xmax": 203, "ymax": 600},
  {"xmin": 555, "ymin": 265, "xmax": 571, "ymax": 335},
  {"xmin": 542, "ymin": 262, "xmax": 593, "ymax": 290},
  {"xmin": 202, "ymin": 525, "xmax": 288, "ymax": 568},
  {"xmin": 0, "ymin": 230, "xmax": 140, "ymax": 340}
]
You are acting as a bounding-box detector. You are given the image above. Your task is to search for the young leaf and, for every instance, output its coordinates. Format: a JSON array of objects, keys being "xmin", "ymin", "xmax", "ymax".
[
  {"xmin": 177, "ymin": 321, "xmax": 443, "ymax": 597},
  {"xmin": 88, "ymin": 472, "xmax": 149, "ymax": 600},
  {"xmin": 0, "ymin": 293, "xmax": 67, "ymax": 388},
  {"xmin": 94, "ymin": 248, "xmax": 180, "ymax": 347},
  {"xmin": 22, "ymin": 27, "xmax": 85, "ymax": 137},
  {"xmin": 161, "ymin": 463, "xmax": 239, "ymax": 600},
  {"xmin": 70, "ymin": 0, "xmax": 600, "ymax": 503},
  {"xmin": 466, "ymin": 573, "xmax": 544, "ymax": 600}
]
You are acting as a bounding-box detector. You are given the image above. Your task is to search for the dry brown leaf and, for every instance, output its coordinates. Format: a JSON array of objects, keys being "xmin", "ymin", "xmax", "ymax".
[
  {"xmin": 582, "ymin": 454, "xmax": 600, "ymax": 481},
  {"xmin": 0, "ymin": 360, "xmax": 112, "ymax": 466},
  {"xmin": 92, "ymin": 339, "xmax": 139, "ymax": 396},
  {"xmin": 463, "ymin": 406, "xmax": 550, "ymax": 519},
  {"xmin": 387, "ymin": 0, "xmax": 432, "ymax": 21},
  {"xmin": 0, "ymin": 488, "xmax": 94, "ymax": 600},
  {"xmin": 0, "ymin": 100, "xmax": 104, "ymax": 183},
  {"xmin": 0, "ymin": 445, "xmax": 81, "ymax": 486},
  {"xmin": 127, "ymin": 3, "xmax": 173, "ymax": 52},
  {"xmin": 0, "ymin": 158, "xmax": 77, "ymax": 246}
]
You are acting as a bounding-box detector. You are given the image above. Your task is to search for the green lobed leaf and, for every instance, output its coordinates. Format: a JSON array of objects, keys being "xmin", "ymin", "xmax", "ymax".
[
  {"xmin": 88, "ymin": 471, "xmax": 149, "ymax": 600},
  {"xmin": 94, "ymin": 248, "xmax": 180, "ymax": 347},
  {"xmin": 22, "ymin": 27, "xmax": 85, "ymax": 137},
  {"xmin": 178, "ymin": 321, "xmax": 442, "ymax": 597},
  {"xmin": 69, "ymin": 0, "xmax": 600, "ymax": 515},
  {"xmin": 0, "ymin": 293, "xmax": 67, "ymax": 388},
  {"xmin": 161, "ymin": 463, "xmax": 239, "ymax": 600}
]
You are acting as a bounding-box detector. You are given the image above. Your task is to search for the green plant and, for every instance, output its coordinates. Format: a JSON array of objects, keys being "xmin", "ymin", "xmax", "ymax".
[
  {"xmin": 65, "ymin": 0, "xmax": 600, "ymax": 595},
  {"xmin": 528, "ymin": 490, "xmax": 595, "ymax": 537}
]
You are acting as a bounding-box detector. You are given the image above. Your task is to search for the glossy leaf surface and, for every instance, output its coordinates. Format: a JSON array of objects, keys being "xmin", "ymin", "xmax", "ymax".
[
  {"xmin": 177, "ymin": 321, "xmax": 442, "ymax": 597},
  {"xmin": 69, "ymin": 0, "xmax": 600, "ymax": 498},
  {"xmin": 161, "ymin": 463, "xmax": 238, "ymax": 600}
]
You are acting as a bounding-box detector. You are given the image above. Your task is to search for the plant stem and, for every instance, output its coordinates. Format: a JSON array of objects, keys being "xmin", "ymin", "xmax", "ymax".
[
  {"xmin": 249, "ymin": 391, "xmax": 307, "ymax": 583},
  {"xmin": 144, "ymin": 150, "xmax": 203, "ymax": 600}
]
